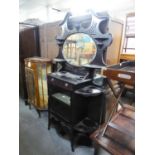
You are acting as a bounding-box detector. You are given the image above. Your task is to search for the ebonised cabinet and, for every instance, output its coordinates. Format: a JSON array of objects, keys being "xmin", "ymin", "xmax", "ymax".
[
  {"xmin": 47, "ymin": 11, "xmax": 114, "ymax": 151},
  {"xmin": 47, "ymin": 68, "xmax": 107, "ymax": 151}
]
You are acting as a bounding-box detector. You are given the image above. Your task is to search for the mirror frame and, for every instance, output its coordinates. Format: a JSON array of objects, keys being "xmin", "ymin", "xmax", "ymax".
[{"xmin": 62, "ymin": 33, "xmax": 97, "ymax": 67}]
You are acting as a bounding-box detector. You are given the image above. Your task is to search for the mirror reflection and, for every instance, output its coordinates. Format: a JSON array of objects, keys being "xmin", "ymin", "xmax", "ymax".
[{"xmin": 63, "ymin": 33, "xmax": 97, "ymax": 66}]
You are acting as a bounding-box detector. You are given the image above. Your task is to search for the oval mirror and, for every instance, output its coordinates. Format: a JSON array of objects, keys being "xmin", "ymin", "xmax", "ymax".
[{"xmin": 62, "ymin": 33, "xmax": 97, "ymax": 66}]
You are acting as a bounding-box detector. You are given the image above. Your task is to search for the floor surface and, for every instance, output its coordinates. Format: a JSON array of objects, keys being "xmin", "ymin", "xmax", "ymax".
[{"xmin": 19, "ymin": 98, "xmax": 110, "ymax": 155}]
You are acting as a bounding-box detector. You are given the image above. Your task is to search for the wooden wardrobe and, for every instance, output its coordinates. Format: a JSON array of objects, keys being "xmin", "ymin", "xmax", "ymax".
[{"xmin": 19, "ymin": 23, "xmax": 40, "ymax": 104}]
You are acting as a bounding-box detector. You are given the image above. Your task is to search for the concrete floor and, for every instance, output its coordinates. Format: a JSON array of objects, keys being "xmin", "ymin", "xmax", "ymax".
[{"xmin": 19, "ymin": 98, "xmax": 110, "ymax": 155}]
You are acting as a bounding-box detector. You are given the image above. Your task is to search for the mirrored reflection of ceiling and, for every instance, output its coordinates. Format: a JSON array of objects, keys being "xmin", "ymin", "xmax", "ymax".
[{"xmin": 19, "ymin": 0, "xmax": 134, "ymax": 22}]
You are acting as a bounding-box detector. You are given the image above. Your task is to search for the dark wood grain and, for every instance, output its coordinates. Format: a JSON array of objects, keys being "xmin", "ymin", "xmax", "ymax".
[{"xmin": 91, "ymin": 105, "xmax": 135, "ymax": 155}]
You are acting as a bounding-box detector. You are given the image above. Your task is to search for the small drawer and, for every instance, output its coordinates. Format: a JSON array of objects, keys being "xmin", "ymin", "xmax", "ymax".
[
  {"xmin": 64, "ymin": 82, "xmax": 69, "ymax": 87},
  {"xmin": 48, "ymin": 77, "xmax": 73, "ymax": 91},
  {"xmin": 51, "ymin": 78, "xmax": 55, "ymax": 82}
]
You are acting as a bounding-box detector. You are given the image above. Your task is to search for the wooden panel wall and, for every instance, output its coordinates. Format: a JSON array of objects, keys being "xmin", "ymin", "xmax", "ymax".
[
  {"xmin": 39, "ymin": 21, "xmax": 61, "ymax": 59},
  {"xmin": 106, "ymin": 19, "xmax": 124, "ymax": 65}
]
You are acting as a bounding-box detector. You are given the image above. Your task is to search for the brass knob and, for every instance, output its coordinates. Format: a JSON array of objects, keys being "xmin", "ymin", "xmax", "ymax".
[{"xmin": 65, "ymin": 83, "xmax": 68, "ymax": 87}]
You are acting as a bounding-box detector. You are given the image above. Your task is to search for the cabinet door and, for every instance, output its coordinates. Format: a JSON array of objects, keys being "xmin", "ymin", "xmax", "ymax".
[
  {"xmin": 19, "ymin": 25, "xmax": 40, "ymax": 100},
  {"xmin": 19, "ymin": 27, "xmax": 40, "ymax": 61},
  {"xmin": 50, "ymin": 96, "xmax": 71, "ymax": 122}
]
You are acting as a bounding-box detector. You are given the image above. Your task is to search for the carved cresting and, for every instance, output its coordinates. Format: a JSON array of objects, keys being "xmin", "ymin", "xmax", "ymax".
[{"xmin": 56, "ymin": 11, "xmax": 113, "ymax": 66}]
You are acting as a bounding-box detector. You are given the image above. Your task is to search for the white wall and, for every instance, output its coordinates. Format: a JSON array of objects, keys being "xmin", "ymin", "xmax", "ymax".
[
  {"xmin": 19, "ymin": 0, "xmax": 134, "ymax": 22},
  {"xmin": 20, "ymin": 6, "xmax": 66, "ymax": 22}
]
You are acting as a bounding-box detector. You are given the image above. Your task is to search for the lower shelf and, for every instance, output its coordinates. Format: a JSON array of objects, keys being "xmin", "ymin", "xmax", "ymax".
[{"xmin": 52, "ymin": 93, "xmax": 71, "ymax": 106}]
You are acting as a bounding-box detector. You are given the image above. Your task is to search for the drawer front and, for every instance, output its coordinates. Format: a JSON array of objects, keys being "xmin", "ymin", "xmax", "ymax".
[{"xmin": 48, "ymin": 77, "xmax": 73, "ymax": 91}]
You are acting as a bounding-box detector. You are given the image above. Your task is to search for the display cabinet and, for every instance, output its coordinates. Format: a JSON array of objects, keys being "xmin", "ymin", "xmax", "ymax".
[{"xmin": 25, "ymin": 57, "xmax": 52, "ymax": 117}]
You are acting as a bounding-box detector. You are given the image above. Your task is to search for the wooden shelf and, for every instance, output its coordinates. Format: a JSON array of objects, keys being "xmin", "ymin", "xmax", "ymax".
[
  {"xmin": 126, "ymin": 34, "xmax": 135, "ymax": 38},
  {"xmin": 120, "ymin": 54, "xmax": 135, "ymax": 61}
]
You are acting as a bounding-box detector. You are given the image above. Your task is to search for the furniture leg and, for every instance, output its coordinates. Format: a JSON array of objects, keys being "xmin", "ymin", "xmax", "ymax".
[
  {"xmin": 37, "ymin": 110, "xmax": 41, "ymax": 118},
  {"xmin": 25, "ymin": 100, "xmax": 29, "ymax": 105},
  {"xmin": 71, "ymin": 130, "xmax": 75, "ymax": 152},
  {"xmin": 29, "ymin": 103, "xmax": 31, "ymax": 109},
  {"xmin": 94, "ymin": 143, "xmax": 100, "ymax": 155},
  {"xmin": 48, "ymin": 113, "xmax": 51, "ymax": 130}
]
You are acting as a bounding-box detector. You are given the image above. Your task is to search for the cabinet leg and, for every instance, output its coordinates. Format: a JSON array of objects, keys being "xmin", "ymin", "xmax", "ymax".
[
  {"xmin": 71, "ymin": 130, "xmax": 75, "ymax": 152},
  {"xmin": 37, "ymin": 110, "xmax": 41, "ymax": 118},
  {"xmin": 29, "ymin": 104, "xmax": 31, "ymax": 109},
  {"xmin": 93, "ymin": 143, "xmax": 101, "ymax": 155},
  {"xmin": 71, "ymin": 140, "xmax": 75, "ymax": 152},
  {"xmin": 94, "ymin": 148, "xmax": 100, "ymax": 155},
  {"xmin": 48, "ymin": 119, "xmax": 51, "ymax": 130},
  {"xmin": 48, "ymin": 112, "xmax": 51, "ymax": 130},
  {"xmin": 48, "ymin": 124, "xmax": 50, "ymax": 130},
  {"xmin": 25, "ymin": 100, "xmax": 28, "ymax": 105}
]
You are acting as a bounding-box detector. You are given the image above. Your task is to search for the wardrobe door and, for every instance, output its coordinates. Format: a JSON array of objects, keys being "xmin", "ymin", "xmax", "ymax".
[{"xmin": 19, "ymin": 25, "xmax": 40, "ymax": 102}]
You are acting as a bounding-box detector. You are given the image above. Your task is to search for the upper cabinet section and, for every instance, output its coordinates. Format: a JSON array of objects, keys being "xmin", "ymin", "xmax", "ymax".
[{"xmin": 56, "ymin": 11, "xmax": 113, "ymax": 66}]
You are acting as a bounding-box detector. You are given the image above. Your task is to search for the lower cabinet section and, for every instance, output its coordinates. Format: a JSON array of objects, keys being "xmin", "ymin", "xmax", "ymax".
[{"xmin": 48, "ymin": 85, "xmax": 106, "ymax": 152}]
